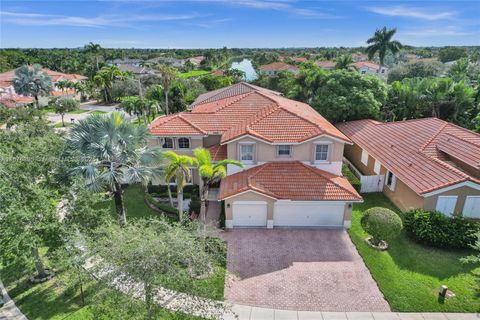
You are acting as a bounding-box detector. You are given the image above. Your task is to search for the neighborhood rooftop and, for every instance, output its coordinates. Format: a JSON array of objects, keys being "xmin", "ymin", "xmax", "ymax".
[{"xmin": 336, "ymin": 118, "xmax": 480, "ymax": 195}]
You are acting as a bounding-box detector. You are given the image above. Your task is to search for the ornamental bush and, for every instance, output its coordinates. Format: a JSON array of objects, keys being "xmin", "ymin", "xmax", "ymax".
[
  {"xmin": 403, "ymin": 209, "xmax": 479, "ymax": 249},
  {"xmin": 361, "ymin": 207, "xmax": 403, "ymax": 246}
]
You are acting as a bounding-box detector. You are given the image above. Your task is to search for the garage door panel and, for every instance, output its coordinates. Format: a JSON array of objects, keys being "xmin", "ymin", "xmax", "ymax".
[
  {"xmin": 274, "ymin": 202, "xmax": 344, "ymax": 227},
  {"xmin": 232, "ymin": 201, "xmax": 267, "ymax": 227}
]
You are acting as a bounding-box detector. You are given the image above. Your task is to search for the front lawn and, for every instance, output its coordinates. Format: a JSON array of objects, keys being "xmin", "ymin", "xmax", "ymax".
[
  {"xmin": 178, "ymin": 70, "xmax": 210, "ymax": 78},
  {"xmin": 349, "ymin": 193, "xmax": 480, "ymax": 312}
]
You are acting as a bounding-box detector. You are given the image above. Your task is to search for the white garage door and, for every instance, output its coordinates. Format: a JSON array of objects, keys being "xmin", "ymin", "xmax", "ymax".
[
  {"xmin": 274, "ymin": 201, "xmax": 345, "ymax": 227},
  {"xmin": 232, "ymin": 201, "xmax": 267, "ymax": 227}
]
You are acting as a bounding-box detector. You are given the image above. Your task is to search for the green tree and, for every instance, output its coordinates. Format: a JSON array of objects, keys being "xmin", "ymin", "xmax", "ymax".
[
  {"xmin": 12, "ymin": 64, "xmax": 53, "ymax": 107},
  {"xmin": 94, "ymin": 65, "xmax": 129, "ymax": 104},
  {"xmin": 387, "ymin": 61, "xmax": 445, "ymax": 83},
  {"xmin": 154, "ymin": 64, "xmax": 177, "ymax": 115},
  {"xmin": 194, "ymin": 148, "xmax": 242, "ymax": 231},
  {"xmin": 66, "ymin": 112, "xmax": 163, "ymax": 226},
  {"xmin": 163, "ymin": 151, "xmax": 196, "ymax": 220},
  {"xmin": 335, "ymin": 54, "xmax": 353, "ymax": 70},
  {"xmin": 50, "ymin": 97, "xmax": 79, "ymax": 127},
  {"xmin": 448, "ymin": 57, "xmax": 469, "ymax": 82},
  {"xmin": 199, "ymin": 74, "xmax": 234, "ymax": 91},
  {"xmin": 438, "ymin": 46, "xmax": 468, "ymax": 63},
  {"xmin": 84, "ymin": 42, "xmax": 103, "ymax": 71},
  {"xmin": 361, "ymin": 207, "xmax": 403, "ymax": 247},
  {"xmin": 366, "ymin": 27, "xmax": 403, "ymax": 67}
]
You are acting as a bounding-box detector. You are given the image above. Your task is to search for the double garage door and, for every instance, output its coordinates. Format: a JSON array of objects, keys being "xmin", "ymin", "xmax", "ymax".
[{"xmin": 232, "ymin": 201, "xmax": 345, "ymax": 228}]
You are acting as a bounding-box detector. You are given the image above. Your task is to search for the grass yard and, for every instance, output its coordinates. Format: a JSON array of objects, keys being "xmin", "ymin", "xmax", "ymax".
[
  {"xmin": 53, "ymin": 122, "xmax": 74, "ymax": 128},
  {"xmin": 349, "ymin": 193, "xmax": 480, "ymax": 312},
  {"xmin": 89, "ymin": 110, "xmax": 107, "ymax": 115},
  {"xmin": 178, "ymin": 70, "xmax": 210, "ymax": 78}
]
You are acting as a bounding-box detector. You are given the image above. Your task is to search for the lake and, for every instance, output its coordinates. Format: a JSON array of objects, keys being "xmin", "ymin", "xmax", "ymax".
[{"xmin": 230, "ymin": 59, "xmax": 257, "ymax": 81}]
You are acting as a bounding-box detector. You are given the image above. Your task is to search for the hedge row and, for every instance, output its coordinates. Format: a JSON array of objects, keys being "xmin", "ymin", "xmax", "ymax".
[
  {"xmin": 403, "ymin": 209, "xmax": 479, "ymax": 249},
  {"xmin": 342, "ymin": 164, "xmax": 361, "ymax": 192}
]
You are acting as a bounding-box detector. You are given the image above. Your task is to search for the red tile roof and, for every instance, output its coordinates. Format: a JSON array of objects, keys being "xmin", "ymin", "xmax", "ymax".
[
  {"xmin": 259, "ymin": 62, "xmax": 299, "ymax": 72},
  {"xmin": 0, "ymin": 68, "xmax": 86, "ymax": 83},
  {"xmin": 208, "ymin": 144, "xmax": 227, "ymax": 161},
  {"xmin": 292, "ymin": 57, "xmax": 307, "ymax": 63},
  {"xmin": 149, "ymin": 82, "xmax": 350, "ymax": 144},
  {"xmin": 336, "ymin": 118, "xmax": 480, "ymax": 195},
  {"xmin": 351, "ymin": 61, "xmax": 382, "ymax": 70},
  {"xmin": 218, "ymin": 161, "xmax": 362, "ymax": 201},
  {"xmin": 316, "ymin": 61, "xmax": 336, "ymax": 69},
  {"xmin": 0, "ymin": 94, "xmax": 34, "ymax": 107}
]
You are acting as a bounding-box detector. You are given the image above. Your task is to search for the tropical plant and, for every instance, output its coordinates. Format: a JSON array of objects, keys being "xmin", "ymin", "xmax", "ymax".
[
  {"xmin": 335, "ymin": 54, "xmax": 353, "ymax": 70},
  {"xmin": 461, "ymin": 232, "xmax": 480, "ymax": 264},
  {"xmin": 366, "ymin": 27, "xmax": 403, "ymax": 67},
  {"xmin": 438, "ymin": 46, "xmax": 468, "ymax": 63},
  {"xmin": 360, "ymin": 207, "xmax": 403, "ymax": 247},
  {"xmin": 162, "ymin": 151, "xmax": 197, "ymax": 220},
  {"xmin": 93, "ymin": 65, "xmax": 130, "ymax": 104},
  {"xmin": 154, "ymin": 64, "xmax": 177, "ymax": 115},
  {"xmin": 66, "ymin": 112, "xmax": 163, "ymax": 225},
  {"xmin": 12, "ymin": 64, "xmax": 53, "ymax": 107},
  {"xmin": 448, "ymin": 58, "xmax": 469, "ymax": 83},
  {"xmin": 50, "ymin": 97, "xmax": 79, "ymax": 126},
  {"xmin": 120, "ymin": 96, "xmax": 155, "ymax": 125},
  {"xmin": 84, "ymin": 42, "xmax": 103, "ymax": 71},
  {"xmin": 194, "ymin": 148, "xmax": 243, "ymax": 231}
]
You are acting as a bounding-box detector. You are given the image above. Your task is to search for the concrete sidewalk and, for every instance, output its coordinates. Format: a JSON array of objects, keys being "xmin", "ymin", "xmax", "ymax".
[
  {"xmin": 0, "ymin": 280, "xmax": 28, "ymax": 320},
  {"xmin": 223, "ymin": 305, "xmax": 479, "ymax": 320}
]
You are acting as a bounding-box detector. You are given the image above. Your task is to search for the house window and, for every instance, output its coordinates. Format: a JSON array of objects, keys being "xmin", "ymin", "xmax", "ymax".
[
  {"xmin": 240, "ymin": 144, "xmax": 254, "ymax": 163},
  {"xmin": 361, "ymin": 70, "xmax": 366, "ymax": 74},
  {"xmin": 373, "ymin": 160, "xmax": 381, "ymax": 174},
  {"xmin": 436, "ymin": 196, "xmax": 458, "ymax": 216},
  {"xmin": 315, "ymin": 144, "xmax": 329, "ymax": 161},
  {"xmin": 178, "ymin": 138, "xmax": 190, "ymax": 149},
  {"xmin": 463, "ymin": 196, "xmax": 480, "ymax": 218},
  {"xmin": 361, "ymin": 149, "xmax": 369, "ymax": 165},
  {"xmin": 162, "ymin": 137, "xmax": 173, "ymax": 149},
  {"xmin": 385, "ymin": 170, "xmax": 396, "ymax": 191},
  {"xmin": 277, "ymin": 145, "xmax": 292, "ymax": 157}
]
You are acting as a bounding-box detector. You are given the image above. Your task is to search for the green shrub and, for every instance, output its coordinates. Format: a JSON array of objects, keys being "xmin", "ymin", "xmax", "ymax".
[
  {"xmin": 361, "ymin": 207, "xmax": 403, "ymax": 245},
  {"xmin": 219, "ymin": 201, "xmax": 225, "ymax": 229},
  {"xmin": 145, "ymin": 193, "xmax": 178, "ymax": 218},
  {"xmin": 189, "ymin": 194, "xmax": 201, "ymax": 216},
  {"xmin": 403, "ymin": 209, "xmax": 479, "ymax": 249},
  {"xmin": 342, "ymin": 164, "xmax": 361, "ymax": 192}
]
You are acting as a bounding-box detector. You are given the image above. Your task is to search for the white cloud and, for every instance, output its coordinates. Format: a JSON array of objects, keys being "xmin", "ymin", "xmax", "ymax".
[
  {"xmin": 366, "ymin": 5, "xmax": 455, "ymax": 21},
  {"xmin": 402, "ymin": 26, "xmax": 474, "ymax": 37}
]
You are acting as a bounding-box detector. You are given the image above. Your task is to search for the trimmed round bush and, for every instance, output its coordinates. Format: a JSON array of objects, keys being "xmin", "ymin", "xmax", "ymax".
[
  {"xmin": 361, "ymin": 207, "xmax": 403, "ymax": 246},
  {"xmin": 403, "ymin": 209, "xmax": 479, "ymax": 249}
]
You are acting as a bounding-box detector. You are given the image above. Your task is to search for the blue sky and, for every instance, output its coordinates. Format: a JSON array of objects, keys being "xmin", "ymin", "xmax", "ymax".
[{"xmin": 1, "ymin": 0, "xmax": 479, "ymax": 48}]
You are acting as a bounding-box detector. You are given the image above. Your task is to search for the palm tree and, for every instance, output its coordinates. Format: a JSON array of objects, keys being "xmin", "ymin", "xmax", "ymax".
[
  {"xmin": 12, "ymin": 64, "xmax": 53, "ymax": 107},
  {"xmin": 66, "ymin": 112, "xmax": 163, "ymax": 226},
  {"xmin": 366, "ymin": 27, "xmax": 403, "ymax": 67},
  {"xmin": 194, "ymin": 148, "xmax": 243, "ymax": 231},
  {"xmin": 84, "ymin": 42, "xmax": 103, "ymax": 71},
  {"xmin": 154, "ymin": 64, "xmax": 177, "ymax": 115},
  {"xmin": 163, "ymin": 151, "xmax": 197, "ymax": 221},
  {"xmin": 335, "ymin": 54, "xmax": 354, "ymax": 70},
  {"xmin": 94, "ymin": 65, "xmax": 129, "ymax": 104}
]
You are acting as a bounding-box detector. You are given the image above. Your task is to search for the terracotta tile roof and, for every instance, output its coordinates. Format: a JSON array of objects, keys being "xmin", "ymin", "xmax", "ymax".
[
  {"xmin": 316, "ymin": 61, "xmax": 336, "ymax": 69},
  {"xmin": 218, "ymin": 161, "xmax": 362, "ymax": 201},
  {"xmin": 0, "ymin": 68, "xmax": 86, "ymax": 84},
  {"xmin": 150, "ymin": 82, "xmax": 350, "ymax": 144},
  {"xmin": 0, "ymin": 80, "xmax": 12, "ymax": 88},
  {"xmin": 259, "ymin": 62, "xmax": 299, "ymax": 72},
  {"xmin": 0, "ymin": 94, "xmax": 34, "ymax": 107},
  {"xmin": 292, "ymin": 57, "xmax": 307, "ymax": 63},
  {"xmin": 336, "ymin": 118, "xmax": 480, "ymax": 195},
  {"xmin": 208, "ymin": 144, "xmax": 227, "ymax": 161},
  {"xmin": 351, "ymin": 61, "xmax": 382, "ymax": 70}
]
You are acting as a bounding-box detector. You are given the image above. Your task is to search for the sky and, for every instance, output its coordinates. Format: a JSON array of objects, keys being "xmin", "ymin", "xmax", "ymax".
[{"xmin": 0, "ymin": 0, "xmax": 479, "ymax": 48}]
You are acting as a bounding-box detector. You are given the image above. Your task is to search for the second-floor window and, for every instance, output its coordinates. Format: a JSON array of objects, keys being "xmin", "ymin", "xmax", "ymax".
[
  {"xmin": 162, "ymin": 137, "xmax": 173, "ymax": 149},
  {"xmin": 315, "ymin": 144, "xmax": 329, "ymax": 161},
  {"xmin": 240, "ymin": 144, "xmax": 254, "ymax": 163},
  {"xmin": 178, "ymin": 138, "xmax": 190, "ymax": 149},
  {"xmin": 277, "ymin": 145, "xmax": 292, "ymax": 157}
]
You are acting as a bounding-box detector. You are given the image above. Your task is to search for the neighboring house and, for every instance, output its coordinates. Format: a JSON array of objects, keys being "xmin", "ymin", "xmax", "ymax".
[
  {"xmin": 0, "ymin": 94, "xmax": 34, "ymax": 108},
  {"xmin": 336, "ymin": 118, "xmax": 480, "ymax": 218},
  {"xmin": 211, "ymin": 69, "xmax": 225, "ymax": 76},
  {"xmin": 149, "ymin": 82, "xmax": 362, "ymax": 229},
  {"xmin": 351, "ymin": 61, "xmax": 387, "ymax": 76},
  {"xmin": 258, "ymin": 62, "xmax": 299, "ymax": 76},
  {"xmin": 351, "ymin": 53, "xmax": 368, "ymax": 62},
  {"xmin": 117, "ymin": 64, "xmax": 156, "ymax": 75},
  {"xmin": 316, "ymin": 60, "xmax": 336, "ymax": 70},
  {"xmin": 291, "ymin": 57, "xmax": 308, "ymax": 63},
  {"xmin": 188, "ymin": 56, "xmax": 205, "ymax": 67}
]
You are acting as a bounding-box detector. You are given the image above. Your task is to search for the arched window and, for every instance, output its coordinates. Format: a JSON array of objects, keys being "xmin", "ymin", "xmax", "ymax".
[{"xmin": 178, "ymin": 138, "xmax": 190, "ymax": 149}]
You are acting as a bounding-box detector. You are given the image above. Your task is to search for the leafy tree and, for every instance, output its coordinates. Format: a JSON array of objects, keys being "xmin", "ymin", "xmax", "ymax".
[
  {"xmin": 0, "ymin": 105, "xmax": 42, "ymax": 130},
  {"xmin": 111, "ymin": 78, "xmax": 141, "ymax": 102},
  {"xmin": 361, "ymin": 207, "xmax": 403, "ymax": 247},
  {"xmin": 194, "ymin": 148, "xmax": 242, "ymax": 231},
  {"xmin": 335, "ymin": 54, "xmax": 353, "ymax": 70},
  {"xmin": 50, "ymin": 97, "xmax": 79, "ymax": 127},
  {"xmin": 461, "ymin": 232, "xmax": 480, "ymax": 264},
  {"xmin": 120, "ymin": 96, "xmax": 156, "ymax": 125},
  {"xmin": 387, "ymin": 61, "xmax": 445, "ymax": 83},
  {"xmin": 199, "ymin": 74, "xmax": 234, "ymax": 91},
  {"xmin": 224, "ymin": 68, "xmax": 246, "ymax": 81},
  {"xmin": 12, "ymin": 64, "xmax": 53, "ymax": 107},
  {"xmin": 366, "ymin": 27, "xmax": 402, "ymax": 67},
  {"xmin": 448, "ymin": 58, "xmax": 469, "ymax": 83},
  {"xmin": 154, "ymin": 64, "xmax": 177, "ymax": 115},
  {"xmin": 94, "ymin": 65, "xmax": 129, "ymax": 103},
  {"xmin": 90, "ymin": 220, "xmax": 224, "ymax": 320},
  {"xmin": 66, "ymin": 112, "xmax": 163, "ymax": 225},
  {"xmin": 438, "ymin": 46, "xmax": 468, "ymax": 63},
  {"xmin": 84, "ymin": 42, "xmax": 103, "ymax": 71},
  {"xmin": 163, "ymin": 151, "xmax": 196, "ymax": 220}
]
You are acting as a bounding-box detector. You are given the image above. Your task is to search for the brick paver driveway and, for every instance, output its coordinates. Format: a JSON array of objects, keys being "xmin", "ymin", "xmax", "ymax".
[{"xmin": 221, "ymin": 229, "xmax": 390, "ymax": 312}]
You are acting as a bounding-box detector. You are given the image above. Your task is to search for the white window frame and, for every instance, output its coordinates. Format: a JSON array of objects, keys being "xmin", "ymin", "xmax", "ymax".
[
  {"xmin": 385, "ymin": 170, "xmax": 396, "ymax": 191},
  {"xmin": 177, "ymin": 137, "xmax": 190, "ymax": 149},
  {"xmin": 277, "ymin": 145, "xmax": 292, "ymax": 157},
  {"xmin": 314, "ymin": 143, "xmax": 330, "ymax": 163},
  {"xmin": 239, "ymin": 142, "xmax": 255, "ymax": 164},
  {"xmin": 373, "ymin": 160, "xmax": 381, "ymax": 175},
  {"xmin": 463, "ymin": 196, "xmax": 480, "ymax": 218},
  {"xmin": 161, "ymin": 137, "xmax": 174, "ymax": 149},
  {"xmin": 436, "ymin": 196, "xmax": 458, "ymax": 216},
  {"xmin": 361, "ymin": 149, "xmax": 369, "ymax": 166}
]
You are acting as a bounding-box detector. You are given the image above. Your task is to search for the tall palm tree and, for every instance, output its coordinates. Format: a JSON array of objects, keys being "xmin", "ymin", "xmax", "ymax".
[
  {"xmin": 66, "ymin": 112, "xmax": 163, "ymax": 226},
  {"xmin": 163, "ymin": 151, "xmax": 197, "ymax": 221},
  {"xmin": 94, "ymin": 65, "xmax": 129, "ymax": 103},
  {"xmin": 366, "ymin": 27, "xmax": 403, "ymax": 67},
  {"xmin": 194, "ymin": 148, "xmax": 243, "ymax": 231},
  {"xmin": 335, "ymin": 54, "xmax": 354, "ymax": 70},
  {"xmin": 12, "ymin": 64, "xmax": 53, "ymax": 107},
  {"xmin": 154, "ymin": 64, "xmax": 177, "ymax": 115},
  {"xmin": 84, "ymin": 42, "xmax": 103, "ymax": 71}
]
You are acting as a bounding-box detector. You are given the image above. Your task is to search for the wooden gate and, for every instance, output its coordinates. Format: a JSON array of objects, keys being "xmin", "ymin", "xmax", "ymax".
[{"xmin": 360, "ymin": 175, "xmax": 385, "ymax": 193}]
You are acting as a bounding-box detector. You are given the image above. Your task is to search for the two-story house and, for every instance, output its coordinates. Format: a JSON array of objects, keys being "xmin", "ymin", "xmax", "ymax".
[{"xmin": 149, "ymin": 82, "xmax": 362, "ymax": 229}]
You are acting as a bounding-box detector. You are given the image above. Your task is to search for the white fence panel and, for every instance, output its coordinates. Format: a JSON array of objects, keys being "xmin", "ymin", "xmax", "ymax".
[{"xmin": 360, "ymin": 175, "xmax": 384, "ymax": 193}]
